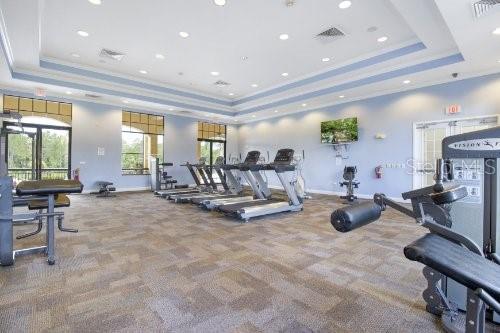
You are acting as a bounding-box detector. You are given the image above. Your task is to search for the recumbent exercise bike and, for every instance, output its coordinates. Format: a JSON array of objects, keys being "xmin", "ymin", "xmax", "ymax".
[{"xmin": 339, "ymin": 166, "xmax": 359, "ymax": 203}]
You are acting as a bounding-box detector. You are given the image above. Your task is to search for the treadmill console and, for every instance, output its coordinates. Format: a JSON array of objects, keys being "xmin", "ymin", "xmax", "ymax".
[
  {"xmin": 273, "ymin": 149, "xmax": 295, "ymax": 165},
  {"xmin": 244, "ymin": 151, "xmax": 261, "ymax": 165}
]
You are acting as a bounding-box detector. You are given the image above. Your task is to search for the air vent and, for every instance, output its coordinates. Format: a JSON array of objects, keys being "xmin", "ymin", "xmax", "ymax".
[
  {"xmin": 316, "ymin": 27, "xmax": 345, "ymax": 43},
  {"xmin": 85, "ymin": 93, "xmax": 101, "ymax": 98},
  {"xmin": 214, "ymin": 80, "xmax": 231, "ymax": 87},
  {"xmin": 473, "ymin": 0, "xmax": 500, "ymax": 18},
  {"xmin": 99, "ymin": 48, "xmax": 125, "ymax": 61}
]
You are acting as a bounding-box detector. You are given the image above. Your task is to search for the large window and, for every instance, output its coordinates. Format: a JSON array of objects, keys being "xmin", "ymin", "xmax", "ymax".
[
  {"xmin": 197, "ymin": 122, "xmax": 226, "ymax": 182},
  {"xmin": 3, "ymin": 95, "xmax": 72, "ymax": 184},
  {"xmin": 122, "ymin": 111, "xmax": 164, "ymax": 175}
]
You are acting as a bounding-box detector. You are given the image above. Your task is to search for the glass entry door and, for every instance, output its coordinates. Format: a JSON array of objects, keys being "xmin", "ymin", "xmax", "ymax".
[
  {"xmin": 5, "ymin": 123, "xmax": 71, "ymax": 185},
  {"xmin": 197, "ymin": 139, "xmax": 226, "ymax": 183},
  {"xmin": 40, "ymin": 128, "xmax": 70, "ymax": 180},
  {"xmin": 414, "ymin": 116, "xmax": 498, "ymax": 188},
  {"xmin": 7, "ymin": 127, "xmax": 37, "ymax": 183}
]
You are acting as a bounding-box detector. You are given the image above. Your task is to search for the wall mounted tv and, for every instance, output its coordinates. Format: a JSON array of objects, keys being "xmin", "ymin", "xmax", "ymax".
[{"xmin": 321, "ymin": 117, "xmax": 358, "ymax": 144}]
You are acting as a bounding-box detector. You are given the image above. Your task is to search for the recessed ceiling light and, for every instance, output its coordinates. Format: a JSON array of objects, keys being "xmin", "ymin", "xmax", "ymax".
[
  {"xmin": 301, "ymin": 103, "xmax": 307, "ymax": 107},
  {"xmin": 279, "ymin": 34, "xmax": 289, "ymax": 40},
  {"xmin": 274, "ymin": 110, "xmax": 279, "ymax": 113},
  {"xmin": 123, "ymin": 100, "xmax": 130, "ymax": 104},
  {"xmin": 252, "ymin": 115, "xmax": 256, "ymax": 118},
  {"xmin": 214, "ymin": 0, "xmax": 226, "ymax": 6},
  {"xmin": 168, "ymin": 108, "xmax": 175, "ymax": 111},
  {"xmin": 281, "ymin": 72, "xmax": 289, "ymax": 77},
  {"xmin": 139, "ymin": 70, "xmax": 148, "ymax": 74},
  {"xmin": 338, "ymin": 1, "xmax": 352, "ymax": 9},
  {"xmin": 339, "ymin": 95, "xmax": 345, "ymax": 98},
  {"xmin": 71, "ymin": 53, "xmax": 81, "ymax": 58},
  {"xmin": 251, "ymin": 83, "xmax": 258, "ymax": 88},
  {"xmin": 155, "ymin": 54, "xmax": 165, "ymax": 60},
  {"xmin": 77, "ymin": 30, "xmax": 89, "ymax": 37},
  {"xmin": 403, "ymin": 80, "xmax": 411, "ymax": 84},
  {"xmin": 497, "ymin": 59, "xmax": 500, "ymax": 63},
  {"xmin": 210, "ymin": 71, "xmax": 220, "ymax": 76},
  {"xmin": 322, "ymin": 57, "xmax": 331, "ymax": 62},
  {"xmin": 88, "ymin": 0, "xmax": 101, "ymax": 5},
  {"xmin": 179, "ymin": 31, "xmax": 190, "ymax": 38},
  {"xmin": 377, "ymin": 36, "xmax": 388, "ymax": 42},
  {"xmin": 65, "ymin": 91, "xmax": 73, "ymax": 95},
  {"xmin": 234, "ymin": 119, "xmax": 238, "ymax": 122},
  {"xmin": 493, "ymin": 27, "xmax": 500, "ymax": 35},
  {"xmin": 228, "ymin": 93, "xmax": 235, "ymax": 96}
]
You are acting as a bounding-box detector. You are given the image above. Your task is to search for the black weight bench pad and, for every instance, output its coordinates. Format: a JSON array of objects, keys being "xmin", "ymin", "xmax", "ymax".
[
  {"xmin": 28, "ymin": 194, "xmax": 71, "ymax": 210},
  {"xmin": 17, "ymin": 180, "xmax": 83, "ymax": 196},
  {"xmin": 97, "ymin": 181, "xmax": 113, "ymax": 186},
  {"xmin": 404, "ymin": 233, "xmax": 500, "ymax": 300}
]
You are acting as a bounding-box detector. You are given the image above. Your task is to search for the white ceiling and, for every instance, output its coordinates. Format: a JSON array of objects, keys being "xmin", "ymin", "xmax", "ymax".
[
  {"xmin": 40, "ymin": 0, "xmax": 417, "ymax": 98},
  {"xmin": 0, "ymin": 0, "xmax": 498, "ymax": 123}
]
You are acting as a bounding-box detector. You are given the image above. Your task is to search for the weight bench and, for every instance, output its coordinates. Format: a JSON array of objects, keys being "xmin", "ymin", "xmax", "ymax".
[
  {"xmin": 0, "ymin": 179, "xmax": 83, "ymax": 266},
  {"xmin": 405, "ymin": 233, "xmax": 500, "ymax": 333},
  {"xmin": 94, "ymin": 181, "xmax": 116, "ymax": 197},
  {"xmin": 16, "ymin": 194, "xmax": 77, "ymax": 240}
]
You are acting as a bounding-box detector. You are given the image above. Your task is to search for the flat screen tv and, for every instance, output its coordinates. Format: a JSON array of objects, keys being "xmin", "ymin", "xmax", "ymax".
[{"xmin": 321, "ymin": 117, "xmax": 358, "ymax": 144}]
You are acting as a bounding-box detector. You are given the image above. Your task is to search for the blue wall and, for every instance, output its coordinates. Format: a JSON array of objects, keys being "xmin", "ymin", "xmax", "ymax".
[
  {"xmin": 0, "ymin": 91, "xmax": 238, "ymax": 192},
  {"xmin": 237, "ymin": 73, "xmax": 500, "ymax": 198}
]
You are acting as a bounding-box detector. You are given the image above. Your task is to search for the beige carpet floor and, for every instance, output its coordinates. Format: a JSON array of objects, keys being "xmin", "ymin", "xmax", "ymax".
[{"xmin": 0, "ymin": 192, "xmax": 445, "ymax": 332}]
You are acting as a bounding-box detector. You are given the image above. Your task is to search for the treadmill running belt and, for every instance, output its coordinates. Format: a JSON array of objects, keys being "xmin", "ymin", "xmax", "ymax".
[
  {"xmin": 217, "ymin": 199, "xmax": 282, "ymax": 212},
  {"xmin": 191, "ymin": 194, "xmax": 239, "ymax": 205}
]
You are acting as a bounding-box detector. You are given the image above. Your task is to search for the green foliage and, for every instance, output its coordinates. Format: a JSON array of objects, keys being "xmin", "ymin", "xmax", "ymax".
[
  {"xmin": 8, "ymin": 133, "xmax": 32, "ymax": 169},
  {"xmin": 8, "ymin": 129, "xmax": 69, "ymax": 181},
  {"xmin": 41, "ymin": 131, "xmax": 68, "ymax": 169},
  {"xmin": 122, "ymin": 133, "xmax": 144, "ymax": 171},
  {"xmin": 321, "ymin": 117, "xmax": 358, "ymax": 144}
]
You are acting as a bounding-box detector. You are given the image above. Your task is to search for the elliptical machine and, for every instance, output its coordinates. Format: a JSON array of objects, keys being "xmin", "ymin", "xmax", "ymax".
[{"xmin": 339, "ymin": 166, "xmax": 359, "ymax": 203}]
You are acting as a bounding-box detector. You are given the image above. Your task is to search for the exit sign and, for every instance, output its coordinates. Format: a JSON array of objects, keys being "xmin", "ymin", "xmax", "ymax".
[{"xmin": 446, "ymin": 104, "xmax": 461, "ymax": 115}]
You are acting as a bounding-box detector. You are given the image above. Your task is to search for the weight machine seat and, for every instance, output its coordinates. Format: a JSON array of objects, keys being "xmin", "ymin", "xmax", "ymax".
[
  {"xmin": 96, "ymin": 181, "xmax": 113, "ymax": 186},
  {"xmin": 28, "ymin": 194, "xmax": 71, "ymax": 210},
  {"xmin": 16, "ymin": 180, "xmax": 83, "ymax": 196},
  {"xmin": 404, "ymin": 233, "xmax": 500, "ymax": 300}
]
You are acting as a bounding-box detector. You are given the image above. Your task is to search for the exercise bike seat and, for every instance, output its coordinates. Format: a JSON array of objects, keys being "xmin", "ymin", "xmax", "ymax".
[
  {"xmin": 16, "ymin": 180, "xmax": 84, "ymax": 196},
  {"xmin": 404, "ymin": 233, "xmax": 500, "ymax": 300},
  {"xmin": 28, "ymin": 194, "xmax": 71, "ymax": 210}
]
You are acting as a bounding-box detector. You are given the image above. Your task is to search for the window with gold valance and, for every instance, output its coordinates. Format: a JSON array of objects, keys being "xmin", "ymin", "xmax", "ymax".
[
  {"xmin": 3, "ymin": 95, "xmax": 72, "ymax": 125},
  {"xmin": 121, "ymin": 111, "xmax": 164, "ymax": 175}
]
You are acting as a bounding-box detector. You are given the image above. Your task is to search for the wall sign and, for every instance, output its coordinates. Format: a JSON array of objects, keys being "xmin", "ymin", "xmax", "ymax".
[{"xmin": 445, "ymin": 104, "xmax": 461, "ymax": 115}]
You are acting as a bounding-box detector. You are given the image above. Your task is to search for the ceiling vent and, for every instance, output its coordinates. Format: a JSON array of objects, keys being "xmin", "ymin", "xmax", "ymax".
[
  {"xmin": 316, "ymin": 27, "xmax": 346, "ymax": 43},
  {"xmin": 214, "ymin": 80, "xmax": 231, "ymax": 87},
  {"xmin": 85, "ymin": 93, "xmax": 101, "ymax": 98},
  {"xmin": 472, "ymin": 0, "xmax": 500, "ymax": 18},
  {"xmin": 99, "ymin": 48, "xmax": 125, "ymax": 61}
]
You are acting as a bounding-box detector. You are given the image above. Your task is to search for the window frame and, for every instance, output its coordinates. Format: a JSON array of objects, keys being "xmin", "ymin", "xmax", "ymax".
[{"xmin": 121, "ymin": 111, "xmax": 164, "ymax": 176}]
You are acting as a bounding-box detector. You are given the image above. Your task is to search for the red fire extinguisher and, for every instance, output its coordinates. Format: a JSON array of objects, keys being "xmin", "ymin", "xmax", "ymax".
[
  {"xmin": 73, "ymin": 168, "xmax": 80, "ymax": 181},
  {"xmin": 375, "ymin": 165, "xmax": 383, "ymax": 179}
]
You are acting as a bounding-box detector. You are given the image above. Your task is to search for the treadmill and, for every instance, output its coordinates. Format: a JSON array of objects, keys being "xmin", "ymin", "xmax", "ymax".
[
  {"xmin": 155, "ymin": 158, "xmax": 209, "ymax": 198},
  {"xmin": 167, "ymin": 158, "xmax": 215, "ymax": 201},
  {"xmin": 170, "ymin": 156, "xmax": 238, "ymax": 203},
  {"xmin": 195, "ymin": 152, "xmax": 261, "ymax": 209},
  {"xmin": 217, "ymin": 148, "xmax": 304, "ymax": 222}
]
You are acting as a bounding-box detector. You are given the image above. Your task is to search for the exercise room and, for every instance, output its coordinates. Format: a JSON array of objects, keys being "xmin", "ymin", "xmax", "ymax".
[{"xmin": 1, "ymin": 0, "xmax": 500, "ymax": 332}]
